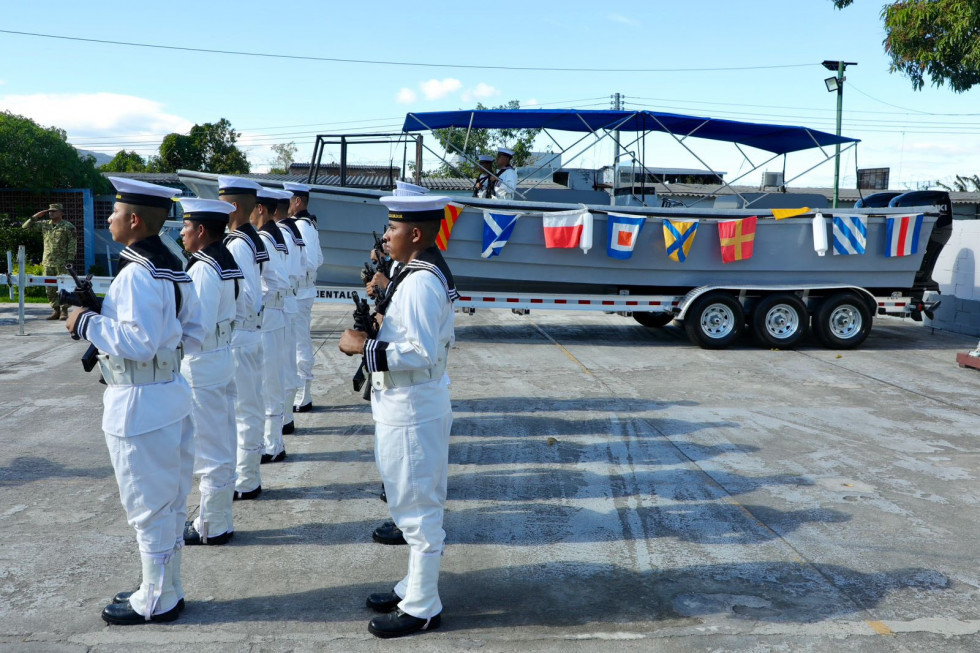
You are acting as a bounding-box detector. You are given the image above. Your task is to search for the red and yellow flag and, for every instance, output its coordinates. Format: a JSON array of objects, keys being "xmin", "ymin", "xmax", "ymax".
[
  {"xmin": 718, "ymin": 216, "xmax": 757, "ymax": 263},
  {"xmin": 437, "ymin": 203, "xmax": 463, "ymax": 251}
]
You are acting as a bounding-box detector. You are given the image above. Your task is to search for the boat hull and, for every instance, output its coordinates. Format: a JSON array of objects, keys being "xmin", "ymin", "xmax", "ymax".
[{"xmin": 179, "ymin": 171, "xmax": 937, "ymax": 296}]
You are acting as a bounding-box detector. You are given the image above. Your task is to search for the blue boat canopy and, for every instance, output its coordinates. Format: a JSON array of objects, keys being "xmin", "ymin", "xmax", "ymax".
[{"xmin": 402, "ymin": 109, "xmax": 859, "ymax": 155}]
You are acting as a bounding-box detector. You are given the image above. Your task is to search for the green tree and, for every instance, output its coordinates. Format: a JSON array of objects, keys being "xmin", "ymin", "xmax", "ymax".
[
  {"xmin": 936, "ymin": 174, "xmax": 980, "ymax": 192},
  {"xmin": 832, "ymin": 1, "xmax": 980, "ymax": 91},
  {"xmin": 429, "ymin": 100, "xmax": 541, "ymax": 178},
  {"xmin": 0, "ymin": 111, "xmax": 110, "ymax": 192},
  {"xmin": 100, "ymin": 150, "xmax": 148, "ymax": 173},
  {"xmin": 269, "ymin": 142, "xmax": 297, "ymax": 174},
  {"xmin": 155, "ymin": 118, "xmax": 250, "ymax": 174}
]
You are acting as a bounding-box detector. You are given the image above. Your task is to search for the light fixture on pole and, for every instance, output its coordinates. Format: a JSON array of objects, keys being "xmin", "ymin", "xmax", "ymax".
[{"xmin": 822, "ymin": 60, "xmax": 856, "ymax": 208}]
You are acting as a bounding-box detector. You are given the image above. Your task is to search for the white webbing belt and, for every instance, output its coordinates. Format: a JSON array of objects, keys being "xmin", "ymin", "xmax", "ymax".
[
  {"xmin": 371, "ymin": 345, "xmax": 449, "ymax": 390},
  {"xmin": 98, "ymin": 347, "xmax": 182, "ymax": 386},
  {"xmin": 265, "ymin": 290, "xmax": 285, "ymax": 309},
  {"xmin": 234, "ymin": 311, "xmax": 262, "ymax": 331},
  {"xmin": 202, "ymin": 319, "xmax": 233, "ymax": 351}
]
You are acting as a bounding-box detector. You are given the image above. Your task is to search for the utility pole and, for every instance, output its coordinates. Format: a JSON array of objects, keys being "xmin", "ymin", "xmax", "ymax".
[
  {"xmin": 611, "ymin": 93, "xmax": 622, "ymax": 205},
  {"xmin": 823, "ymin": 60, "xmax": 856, "ymax": 208}
]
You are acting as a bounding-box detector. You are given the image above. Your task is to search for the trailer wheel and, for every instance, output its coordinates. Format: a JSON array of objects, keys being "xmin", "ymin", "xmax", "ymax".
[
  {"xmin": 684, "ymin": 292, "xmax": 744, "ymax": 349},
  {"xmin": 633, "ymin": 311, "xmax": 674, "ymax": 328},
  {"xmin": 813, "ymin": 292, "xmax": 872, "ymax": 349},
  {"xmin": 752, "ymin": 293, "xmax": 808, "ymax": 349}
]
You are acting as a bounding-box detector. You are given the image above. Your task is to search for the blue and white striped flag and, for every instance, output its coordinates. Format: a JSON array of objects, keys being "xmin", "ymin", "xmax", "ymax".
[
  {"xmin": 481, "ymin": 210, "xmax": 521, "ymax": 258},
  {"xmin": 833, "ymin": 215, "xmax": 867, "ymax": 256}
]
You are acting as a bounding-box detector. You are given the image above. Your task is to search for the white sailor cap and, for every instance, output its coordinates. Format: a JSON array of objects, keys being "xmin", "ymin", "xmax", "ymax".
[
  {"xmin": 282, "ymin": 181, "xmax": 311, "ymax": 197},
  {"xmin": 497, "ymin": 147, "xmax": 514, "ymax": 157},
  {"xmin": 178, "ymin": 198, "xmax": 235, "ymax": 222},
  {"xmin": 108, "ymin": 177, "xmax": 179, "ymax": 209},
  {"xmin": 270, "ymin": 188, "xmax": 293, "ymax": 203},
  {"xmin": 255, "ymin": 186, "xmax": 280, "ymax": 209},
  {"xmin": 393, "ymin": 180, "xmax": 429, "ymax": 196},
  {"xmin": 218, "ymin": 176, "xmax": 263, "ymax": 196},
  {"xmin": 477, "ymin": 154, "xmax": 494, "ymax": 162},
  {"xmin": 379, "ymin": 194, "xmax": 449, "ymax": 222}
]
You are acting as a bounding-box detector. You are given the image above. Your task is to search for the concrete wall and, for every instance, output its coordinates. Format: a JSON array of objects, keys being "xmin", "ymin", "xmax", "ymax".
[{"xmin": 925, "ymin": 220, "xmax": 980, "ymax": 338}]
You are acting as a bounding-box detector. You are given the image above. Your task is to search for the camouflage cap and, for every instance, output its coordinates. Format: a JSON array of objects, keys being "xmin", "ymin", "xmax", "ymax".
[{"xmin": 47, "ymin": 203, "xmax": 64, "ymax": 212}]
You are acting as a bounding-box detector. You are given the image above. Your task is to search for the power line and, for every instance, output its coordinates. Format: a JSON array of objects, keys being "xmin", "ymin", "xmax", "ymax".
[
  {"xmin": 846, "ymin": 83, "xmax": 980, "ymax": 116},
  {"xmin": 0, "ymin": 29, "xmax": 818, "ymax": 74}
]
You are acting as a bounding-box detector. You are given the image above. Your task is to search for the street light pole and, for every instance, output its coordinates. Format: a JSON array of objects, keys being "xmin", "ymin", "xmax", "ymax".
[{"xmin": 823, "ymin": 60, "xmax": 857, "ymax": 209}]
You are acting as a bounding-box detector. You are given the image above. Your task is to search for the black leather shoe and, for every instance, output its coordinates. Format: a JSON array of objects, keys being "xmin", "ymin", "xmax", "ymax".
[
  {"xmin": 260, "ymin": 450, "xmax": 286, "ymax": 464},
  {"xmin": 112, "ymin": 591, "xmax": 185, "ymax": 612},
  {"xmin": 366, "ymin": 590, "xmax": 400, "ymax": 613},
  {"xmin": 293, "ymin": 402, "xmax": 313, "ymax": 413},
  {"xmin": 101, "ymin": 600, "xmax": 181, "ymax": 625},
  {"xmin": 282, "ymin": 421, "xmax": 295, "ymax": 435},
  {"xmin": 368, "ymin": 609, "xmax": 441, "ymax": 638},
  {"xmin": 183, "ymin": 521, "xmax": 234, "ymax": 546},
  {"xmin": 233, "ymin": 486, "xmax": 262, "ymax": 501},
  {"xmin": 379, "ymin": 484, "xmax": 387, "ymax": 503},
  {"xmin": 372, "ymin": 521, "xmax": 406, "ymax": 545}
]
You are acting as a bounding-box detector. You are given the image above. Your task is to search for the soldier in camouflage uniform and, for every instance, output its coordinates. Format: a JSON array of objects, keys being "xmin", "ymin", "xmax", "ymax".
[{"xmin": 21, "ymin": 203, "xmax": 77, "ymax": 320}]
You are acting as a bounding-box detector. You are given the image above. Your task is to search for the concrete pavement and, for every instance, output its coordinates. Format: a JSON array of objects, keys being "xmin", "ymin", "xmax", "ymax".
[{"xmin": 1, "ymin": 303, "xmax": 978, "ymax": 651}]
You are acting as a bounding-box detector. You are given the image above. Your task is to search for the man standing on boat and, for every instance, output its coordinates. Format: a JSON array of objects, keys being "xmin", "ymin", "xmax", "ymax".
[
  {"xmin": 472, "ymin": 154, "xmax": 494, "ymax": 198},
  {"xmin": 339, "ymin": 192, "xmax": 457, "ymax": 638},
  {"xmin": 491, "ymin": 147, "xmax": 518, "ymax": 200}
]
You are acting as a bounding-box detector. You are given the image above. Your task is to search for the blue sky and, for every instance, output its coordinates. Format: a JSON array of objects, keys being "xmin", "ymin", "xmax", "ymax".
[{"xmin": 2, "ymin": 1, "xmax": 977, "ymax": 189}]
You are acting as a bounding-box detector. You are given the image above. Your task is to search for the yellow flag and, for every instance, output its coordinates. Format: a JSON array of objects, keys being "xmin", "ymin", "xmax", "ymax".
[
  {"xmin": 663, "ymin": 219, "xmax": 699, "ymax": 263},
  {"xmin": 771, "ymin": 207, "xmax": 810, "ymax": 220}
]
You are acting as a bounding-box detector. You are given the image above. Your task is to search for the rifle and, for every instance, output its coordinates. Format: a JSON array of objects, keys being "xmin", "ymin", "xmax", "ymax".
[
  {"xmin": 363, "ymin": 231, "xmax": 393, "ymax": 305},
  {"xmin": 372, "ymin": 230, "xmax": 392, "ymax": 278},
  {"xmin": 57, "ymin": 264, "xmax": 102, "ymax": 372},
  {"xmin": 351, "ymin": 292, "xmax": 378, "ymax": 400}
]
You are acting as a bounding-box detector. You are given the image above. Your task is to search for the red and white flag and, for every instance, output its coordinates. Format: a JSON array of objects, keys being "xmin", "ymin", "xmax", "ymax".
[{"xmin": 542, "ymin": 208, "xmax": 593, "ymax": 253}]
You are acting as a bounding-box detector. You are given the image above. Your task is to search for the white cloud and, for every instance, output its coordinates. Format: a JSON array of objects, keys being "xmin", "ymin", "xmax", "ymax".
[
  {"xmin": 396, "ymin": 87, "xmax": 418, "ymax": 104},
  {"xmin": 462, "ymin": 82, "xmax": 501, "ymax": 103},
  {"xmin": 420, "ymin": 78, "xmax": 462, "ymax": 100},
  {"xmin": 607, "ymin": 13, "xmax": 640, "ymax": 27},
  {"xmin": 0, "ymin": 92, "xmax": 192, "ymax": 156},
  {"xmin": 525, "ymin": 98, "xmax": 540, "ymax": 107}
]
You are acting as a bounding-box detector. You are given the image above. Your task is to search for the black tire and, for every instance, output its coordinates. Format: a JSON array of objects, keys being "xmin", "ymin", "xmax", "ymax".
[
  {"xmin": 683, "ymin": 292, "xmax": 744, "ymax": 349},
  {"xmin": 752, "ymin": 293, "xmax": 808, "ymax": 349},
  {"xmin": 633, "ymin": 311, "xmax": 675, "ymax": 328},
  {"xmin": 812, "ymin": 292, "xmax": 872, "ymax": 349}
]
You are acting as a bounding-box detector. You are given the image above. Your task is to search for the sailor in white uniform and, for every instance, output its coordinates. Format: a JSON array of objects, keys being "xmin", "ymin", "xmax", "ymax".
[
  {"xmin": 272, "ymin": 189, "xmax": 305, "ymax": 434},
  {"xmin": 253, "ymin": 186, "xmax": 290, "ymax": 463},
  {"xmin": 284, "ymin": 181, "xmax": 322, "ymax": 413},
  {"xmin": 491, "ymin": 147, "xmax": 518, "ymax": 200},
  {"xmin": 219, "ymin": 177, "xmax": 268, "ymax": 500},
  {"xmin": 178, "ymin": 198, "xmax": 244, "ymax": 546},
  {"xmin": 340, "ymin": 193, "xmax": 457, "ymax": 639},
  {"xmin": 67, "ymin": 177, "xmax": 205, "ymax": 625}
]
